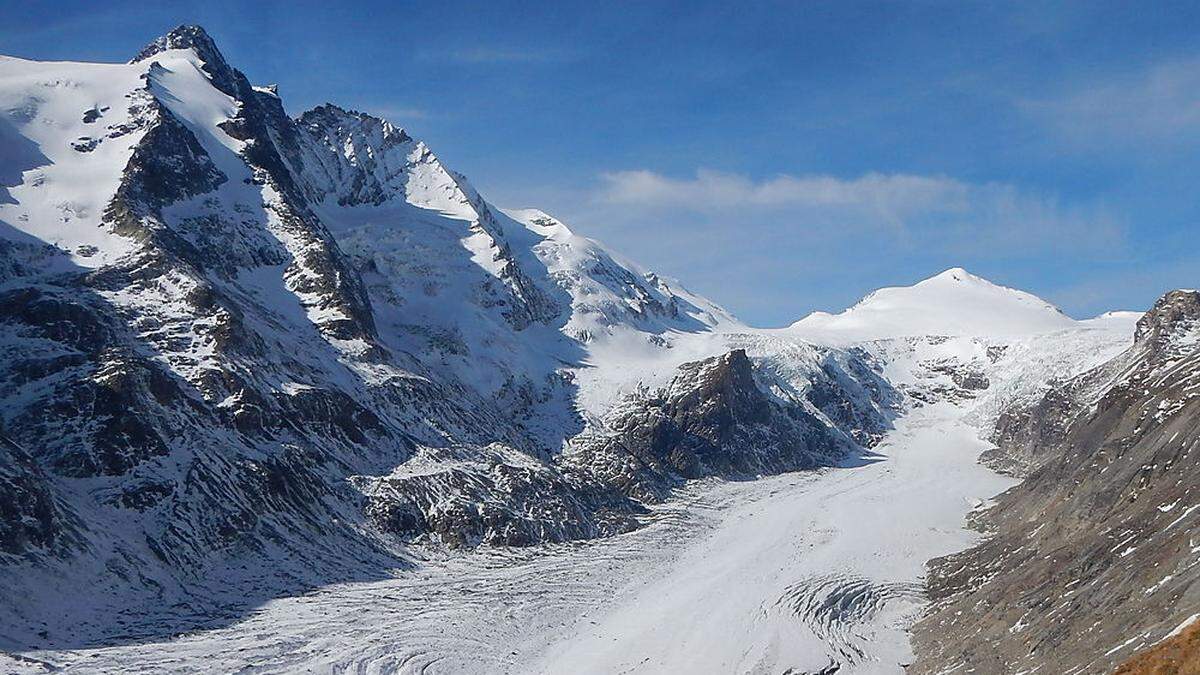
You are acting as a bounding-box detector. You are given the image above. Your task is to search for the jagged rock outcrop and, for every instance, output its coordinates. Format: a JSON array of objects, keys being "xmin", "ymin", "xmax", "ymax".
[
  {"xmin": 0, "ymin": 434, "xmax": 78, "ymax": 558},
  {"xmin": 566, "ymin": 350, "xmax": 849, "ymax": 501},
  {"xmin": 913, "ymin": 290, "xmax": 1200, "ymax": 674},
  {"xmin": 359, "ymin": 444, "xmax": 644, "ymax": 548}
]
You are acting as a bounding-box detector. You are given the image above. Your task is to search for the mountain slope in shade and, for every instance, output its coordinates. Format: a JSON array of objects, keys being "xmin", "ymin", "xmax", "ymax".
[{"xmin": 789, "ymin": 267, "xmax": 1076, "ymax": 342}]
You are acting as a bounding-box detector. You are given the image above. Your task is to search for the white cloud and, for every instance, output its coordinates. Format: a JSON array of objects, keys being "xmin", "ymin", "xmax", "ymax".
[
  {"xmin": 599, "ymin": 169, "xmax": 953, "ymax": 214},
  {"xmin": 593, "ymin": 168, "xmax": 1122, "ymax": 254},
  {"xmin": 420, "ymin": 47, "xmax": 570, "ymax": 65},
  {"xmin": 1020, "ymin": 56, "xmax": 1200, "ymax": 144}
]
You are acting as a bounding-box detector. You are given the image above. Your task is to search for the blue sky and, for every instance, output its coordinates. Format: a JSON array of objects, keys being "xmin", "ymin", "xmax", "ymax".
[{"xmin": 3, "ymin": 1, "xmax": 1198, "ymax": 325}]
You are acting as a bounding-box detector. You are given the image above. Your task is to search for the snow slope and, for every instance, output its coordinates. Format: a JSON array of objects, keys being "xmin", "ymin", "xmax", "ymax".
[
  {"xmin": 789, "ymin": 267, "xmax": 1076, "ymax": 343},
  {"xmin": 0, "ymin": 55, "xmax": 148, "ymax": 267}
]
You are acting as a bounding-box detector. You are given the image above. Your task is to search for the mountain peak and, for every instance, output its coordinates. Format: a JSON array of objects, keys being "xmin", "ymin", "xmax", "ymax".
[
  {"xmin": 927, "ymin": 267, "xmax": 980, "ymax": 284},
  {"xmin": 298, "ymin": 104, "xmax": 412, "ymax": 144},
  {"xmin": 131, "ymin": 25, "xmax": 224, "ymax": 66},
  {"xmin": 130, "ymin": 25, "xmax": 244, "ymax": 98},
  {"xmin": 1135, "ymin": 289, "xmax": 1200, "ymax": 349},
  {"xmin": 303, "ymin": 102, "xmax": 355, "ymax": 118},
  {"xmin": 790, "ymin": 268, "xmax": 1074, "ymax": 342}
]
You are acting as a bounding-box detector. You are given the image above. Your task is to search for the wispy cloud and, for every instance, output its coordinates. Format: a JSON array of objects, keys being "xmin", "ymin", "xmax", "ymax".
[
  {"xmin": 421, "ymin": 46, "xmax": 570, "ymax": 65},
  {"xmin": 598, "ymin": 170, "xmax": 951, "ymax": 211},
  {"xmin": 1046, "ymin": 254, "xmax": 1200, "ymax": 314},
  {"xmin": 493, "ymin": 167, "xmax": 1131, "ymax": 324},
  {"xmin": 1020, "ymin": 56, "xmax": 1200, "ymax": 145},
  {"xmin": 594, "ymin": 169, "xmax": 1122, "ymax": 255}
]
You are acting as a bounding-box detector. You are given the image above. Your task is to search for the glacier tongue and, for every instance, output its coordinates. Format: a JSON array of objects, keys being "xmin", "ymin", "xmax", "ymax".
[{"xmin": 0, "ymin": 315, "xmax": 1140, "ymax": 675}]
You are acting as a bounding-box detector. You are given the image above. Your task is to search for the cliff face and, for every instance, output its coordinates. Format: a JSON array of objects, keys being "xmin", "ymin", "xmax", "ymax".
[
  {"xmin": 566, "ymin": 349, "xmax": 852, "ymax": 501},
  {"xmin": 913, "ymin": 290, "xmax": 1200, "ymax": 674}
]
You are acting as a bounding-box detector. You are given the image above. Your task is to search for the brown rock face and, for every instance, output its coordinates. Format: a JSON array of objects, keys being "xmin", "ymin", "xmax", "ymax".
[{"xmin": 1115, "ymin": 620, "xmax": 1200, "ymax": 675}]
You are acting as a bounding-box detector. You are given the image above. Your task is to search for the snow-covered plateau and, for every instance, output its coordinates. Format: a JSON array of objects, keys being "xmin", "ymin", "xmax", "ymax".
[{"xmin": 1, "ymin": 25, "xmax": 1194, "ymax": 675}]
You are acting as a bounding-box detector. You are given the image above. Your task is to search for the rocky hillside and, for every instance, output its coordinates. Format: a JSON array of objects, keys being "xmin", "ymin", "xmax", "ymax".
[{"xmin": 913, "ymin": 290, "xmax": 1200, "ymax": 674}]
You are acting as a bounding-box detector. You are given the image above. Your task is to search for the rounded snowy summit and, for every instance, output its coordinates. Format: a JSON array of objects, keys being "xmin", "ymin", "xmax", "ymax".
[{"xmin": 789, "ymin": 267, "xmax": 1076, "ymax": 342}]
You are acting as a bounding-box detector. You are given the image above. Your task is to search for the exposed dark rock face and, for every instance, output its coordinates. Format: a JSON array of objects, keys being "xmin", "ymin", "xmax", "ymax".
[
  {"xmin": 117, "ymin": 98, "xmax": 227, "ymax": 211},
  {"xmin": 1137, "ymin": 289, "xmax": 1200, "ymax": 347},
  {"xmin": 0, "ymin": 435, "xmax": 78, "ymax": 558},
  {"xmin": 294, "ymin": 104, "xmax": 414, "ymax": 207},
  {"xmin": 803, "ymin": 346, "xmax": 898, "ymax": 446},
  {"xmin": 913, "ymin": 290, "xmax": 1200, "ymax": 674},
  {"xmin": 567, "ymin": 350, "xmax": 848, "ymax": 501},
  {"xmin": 361, "ymin": 445, "xmax": 643, "ymax": 548},
  {"xmin": 984, "ymin": 376, "xmax": 1089, "ymax": 477}
]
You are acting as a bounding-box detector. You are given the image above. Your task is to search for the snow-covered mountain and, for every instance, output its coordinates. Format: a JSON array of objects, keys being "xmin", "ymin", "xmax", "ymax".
[
  {"xmin": 0, "ymin": 26, "xmax": 893, "ymax": 648},
  {"xmin": 789, "ymin": 267, "xmax": 1077, "ymax": 342}
]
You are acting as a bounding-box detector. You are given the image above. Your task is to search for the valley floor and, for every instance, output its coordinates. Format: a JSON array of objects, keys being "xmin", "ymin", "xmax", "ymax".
[{"xmin": 4, "ymin": 402, "xmax": 1014, "ymax": 674}]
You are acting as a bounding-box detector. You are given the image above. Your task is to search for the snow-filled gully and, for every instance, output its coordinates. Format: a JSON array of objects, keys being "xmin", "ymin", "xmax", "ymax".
[{"xmin": 14, "ymin": 401, "xmax": 1014, "ymax": 674}]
